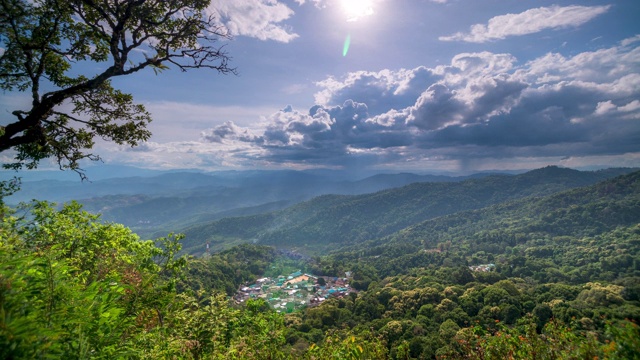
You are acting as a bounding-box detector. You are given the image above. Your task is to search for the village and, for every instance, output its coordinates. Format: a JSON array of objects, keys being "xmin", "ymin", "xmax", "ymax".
[
  {"xmin": 234, "ymin": 270, "xmax": 353, "ymax": 313},
  {"xmin": 468, "ymin": 263, "xmax": 496, "ymax": 272}
]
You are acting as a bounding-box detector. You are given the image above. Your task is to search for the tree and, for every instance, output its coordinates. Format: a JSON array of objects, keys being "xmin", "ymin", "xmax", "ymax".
[
  {"xmin": 0, "ymin": 200, "xmax": 188, "ymax": 358},
  {"xmin": 0, "ymin": 0, "xmax": 233, "ymax": 176},
  {"xmin": 451, "ymin": 265, "xmax": 475, "ymax": 285}
]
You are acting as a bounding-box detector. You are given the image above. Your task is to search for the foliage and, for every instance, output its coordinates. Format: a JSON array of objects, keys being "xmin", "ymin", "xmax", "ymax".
[
  {"xmin": 453, "ymin": 317, "xmax": 602, "ymax": 360},
  {"xmin": 279, "ymin": 171, "xmax": 640, "ymax": 358},
  {"xmin": 602, "ymin": 320, "xmax": 640, "ymax": 360},
  {"xmin": 0, "ymin": 177, "xmax": 20, "ymax": 208},
  {"xmin": 131, "ymin": 294, "xmax": 289, "ymax": 359},
  {"xmin": 2, "ymin": 171, "xmax": 640, "ymax": 358},
  {"xmin": 441, "ymin": 317, "xmax": 640, "ymax": 360},
  {"xmin": 305, "ymin": 330, "xmax": 388, "ymax": 360},
  {"xmin": 0, "ymin": 0, "xmax": 233, "ymax": 174},
  {"xmin": 0, "ymin": 201, "xmax": 281, "ymax": 358},
  {"xmin": 0, "ymin": 201, "xmax": 392, "ymax": 359},
  {"xmin": 0, "ymin": 201, "xmax": 181, "ymax": 358},
  {"xmin": 177, "ymin": 244, "xmax": 279, "ymax": 296}
]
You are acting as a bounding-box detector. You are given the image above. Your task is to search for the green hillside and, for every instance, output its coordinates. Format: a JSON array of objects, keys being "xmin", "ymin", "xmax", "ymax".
[
  {"xmin": 3, "ymin": 169, "xmax": 639, "ymax": 359},
  {"xmin": 324, "ymin": 169, "xmax": 640, "ymax": 280},
  {"xmin": 279, "ymin": 170, "xmax": 640, "ymax": 358},
  {"xmin": 70, "ymin": 170, "xmax": 494, "ymax": 238},
  {"xmin": 184, "ymin": 169, "xmax": 640, "ymax": 358},
  {"xmin": 180, "ymin": 166, "xmax": 636, "ymax": 254}
]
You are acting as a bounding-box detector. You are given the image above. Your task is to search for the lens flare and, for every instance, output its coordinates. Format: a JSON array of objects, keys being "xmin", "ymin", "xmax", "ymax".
[{"xmin": 343, "ymin": 34, "xmax": 351, "ymax": 56}]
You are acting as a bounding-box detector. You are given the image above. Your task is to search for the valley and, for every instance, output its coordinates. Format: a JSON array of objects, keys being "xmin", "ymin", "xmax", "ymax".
[
  {"xmin": 2, "ymin": 166, "xmax": 639, "ymax": 359},
  {"xmin": 2, "ymin": 1, "xmax": 638, "ymax": 358}
]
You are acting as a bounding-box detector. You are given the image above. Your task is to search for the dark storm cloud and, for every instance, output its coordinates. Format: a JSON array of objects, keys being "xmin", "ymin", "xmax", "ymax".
[{"xmin": 408, "ymin": 83, "xmax": 464, "ymax": 130}]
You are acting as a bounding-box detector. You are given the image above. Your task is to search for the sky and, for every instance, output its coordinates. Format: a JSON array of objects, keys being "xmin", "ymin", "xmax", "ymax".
[{"xmin": 3, "ymin": 0, "xmax": 640, "ymax": 174}]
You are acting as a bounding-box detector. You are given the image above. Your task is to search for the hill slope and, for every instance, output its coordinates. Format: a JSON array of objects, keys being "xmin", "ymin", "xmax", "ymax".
[
  {"xmin": 180, "ymin": 166, "xmax": 636, "ymax": 254},
  {"xmin": 331, "ymin": 169, "xmax": 640, "ymax": 279}
]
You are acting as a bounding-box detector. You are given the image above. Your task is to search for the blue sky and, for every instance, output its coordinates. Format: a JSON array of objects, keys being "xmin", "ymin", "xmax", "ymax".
[{"xmin": 3, "ymin": 0, "xmax": 640, "ymax": 174}]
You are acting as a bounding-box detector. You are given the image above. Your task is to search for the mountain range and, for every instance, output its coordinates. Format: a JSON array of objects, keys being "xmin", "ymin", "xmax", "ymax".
[
  {"xmin": 177, "ymin": 166, "xmax": 637, "ymax": 254},
  {"xmin": 3, "ymin": 167, "xmax": 505, "ymax": 238}
]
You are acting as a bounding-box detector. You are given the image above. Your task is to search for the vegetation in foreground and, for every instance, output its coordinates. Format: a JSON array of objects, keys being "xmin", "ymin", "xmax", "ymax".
[
  {"xmin": 0, "ymin": 201, "xmax": 386, "ymax": 359},
  {"xmin": 1, "ymin": 171, "xmax": 640, "ymax": 358}
]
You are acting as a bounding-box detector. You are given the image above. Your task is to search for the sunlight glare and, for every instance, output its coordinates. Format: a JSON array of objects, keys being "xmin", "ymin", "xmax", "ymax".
[{"xmin": 341, "ymin": 0, "xmax": 375, "ymax": 22}]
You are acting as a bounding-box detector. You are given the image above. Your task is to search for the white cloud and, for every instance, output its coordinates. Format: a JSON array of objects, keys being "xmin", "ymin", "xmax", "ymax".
[
  {"xmin": 593, "ymin": 99, "xmax": 640, "ymax": 119},
  {"xmin": 315, "ymin": 67, "xmax": 437, "ymax": 116},
  {"xmin": 142, "ymin": 101, "xmax": 276, "ymax": 142},
  {"xmin": 201, "ymin": 121, "xmax": 263, "ymax": 143},
  {"xmin": 104, "ymin": 138, "xmax": 269, "ymax": 170},
  {"xmin": 209, "ymin": 0, "xmax": 298, "ymax": 42},
  {"xmin": 205, "ymin": 37, "xmax": 640, "ymax": 168},
  {"xmin": 298, "ymin": 0, "xmax": 325, "ymax": 7},
  {"xmin": 109, "ymin": 37, "xmax": 640, "ymax": 172},
  {"xmin": 621, "ymin": 35, "xmax": 640, "ymax": 47},
  {"xmin": 521, "ymin": 39, "xmax": 640, "ymax": 85},
  {"xmin": 619, "ymin": 100, "xmax": 640, "ymax": 113},
  {"xmin": 440, "ymin": 5, "xmax": 611, "ymax": 43},
  {"xmin": 594, "ymin": 100, "xmax": 617, "ymax": 115}
]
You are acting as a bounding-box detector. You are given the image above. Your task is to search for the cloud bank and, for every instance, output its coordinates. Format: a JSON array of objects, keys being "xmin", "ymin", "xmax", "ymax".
[
  {"xmin": 192, "ymin": 37, "xmax": 640, "ymax": 170},
  {"xmin": 440, "ymin": 5, "xmax": 611, "ymax": 43}
]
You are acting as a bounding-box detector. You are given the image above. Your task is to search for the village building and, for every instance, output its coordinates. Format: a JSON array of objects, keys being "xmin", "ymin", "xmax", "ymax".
[
  {"xmin": 469, "ymin": 263, "xmax": 496, "ymax": 272},
  {"xmin": 233, "ymin": 270, "xmax": 353, "ymax": 312}
]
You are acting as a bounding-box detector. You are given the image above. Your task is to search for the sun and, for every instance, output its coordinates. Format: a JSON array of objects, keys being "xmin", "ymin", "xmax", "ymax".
[{"xmin": 341, "ymin": 0, "xmax": 375, "ymax": 21}]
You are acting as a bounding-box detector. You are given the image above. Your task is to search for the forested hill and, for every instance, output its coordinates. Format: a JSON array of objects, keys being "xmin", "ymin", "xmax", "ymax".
[
  {"xmin": 3, "ymin": 169, "xmax": 638, "ymax": 359},
  {"xmin": 171, "ymin": 169, "xmax": 640, "ymax": 359},
  {"xmin": 326, "ymin": 168, "xmax": 640, "ymax": 280},
  {"xmin": 179, "ymin": 166, "xmax": 636, "ymax": 254},
  {"xmin": 288, "ymin": 170, "xmax": 640, "ymax": 359}
]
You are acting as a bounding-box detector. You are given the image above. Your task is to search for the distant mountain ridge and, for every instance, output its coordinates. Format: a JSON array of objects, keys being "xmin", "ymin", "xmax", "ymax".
[
  {"xmin": 5, "ymin": 166, "xmax": 635, "ymax": 243},
  {"xmin": 6, "ymin": 167, "xmax": 517, "ymax": 237},
  {"xmin": 178, "ymin": 166, "xmax": 638, "ymax": 254}
]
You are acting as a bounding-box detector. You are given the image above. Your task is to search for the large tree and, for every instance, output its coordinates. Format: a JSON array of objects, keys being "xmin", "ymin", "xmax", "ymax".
[{"xmin": 0, "ymin": 0, "xmax": 233, "ymax": 176}]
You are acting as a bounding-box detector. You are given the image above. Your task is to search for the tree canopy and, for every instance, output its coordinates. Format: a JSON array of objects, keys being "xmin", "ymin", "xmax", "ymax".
[{"xmin": 0, "ymin": 0, "xmax": 233, "ymax": 175}]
